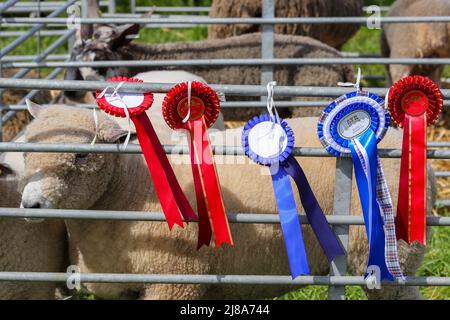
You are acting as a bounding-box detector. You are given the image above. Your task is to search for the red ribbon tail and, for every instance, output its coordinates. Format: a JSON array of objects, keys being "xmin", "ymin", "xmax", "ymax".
[
  {"xmin": 133, "ymin": 114, "xmax": 196, "ymax": 230},
  {"xmin": 188, "ymin": 119, "xmax": 234, "ymax": 248},
  {"xmin": 189, "ymin": 137, "xmax": 212, "ymax": 249},
  {"xmin": 396, "ymin": 114, "xmax": 427, "ymax": 245}
]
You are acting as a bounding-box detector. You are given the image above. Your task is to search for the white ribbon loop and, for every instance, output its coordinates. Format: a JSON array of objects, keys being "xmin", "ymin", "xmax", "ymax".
[
  {"xmin": 266, "ymin": 81, "xmax": 280, "ymax": 123},
  {"xmin": 338, "ymin": 67, "xmax": 362, "ymax": 92},
  {"xmin": 96, "ymin": 81, "xmax": 132, "ymax": 149},
  {"xmin": 182, "ymin": 81, "xmax": 192, "ymax": 123}
]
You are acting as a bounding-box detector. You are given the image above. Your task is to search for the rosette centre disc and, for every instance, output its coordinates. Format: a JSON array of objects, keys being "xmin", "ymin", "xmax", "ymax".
[
  {"xmin": 176, "ymin": 96, "xmax": 206, "ymax": 121},
  {"xmin": 248, "ymin": 121, "xmax": 288, "ymax": 159},
  {"xmin": 104, "ymin": 91, "xmax": 144, "ymax": 109},
  {"xmin": 337, "ymin": 110, "xmax": 372, "ymax": 139},
  {"xmin": 401, "ymin": 90, "xmax": 429, "ymax": 116}
]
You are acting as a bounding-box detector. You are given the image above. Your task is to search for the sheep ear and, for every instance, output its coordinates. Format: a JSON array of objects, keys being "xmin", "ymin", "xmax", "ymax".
[
  {"xmin": 112, "ymin": 11, "xmax": 152, "ymax": 48},
  {"xmin": 99, "ymin": 124, "xmax": 130, "ymax": 143},
  {"xmin": 78, "ymin": 0, "xmax": 99, "ymax": 41},
  {"xmin": 26, "ymin": 99, "xmax": 45, "ymax": 119},
  {"xmin": 112, "ymin": 24, "xmax": 141, "ymax": 48}
]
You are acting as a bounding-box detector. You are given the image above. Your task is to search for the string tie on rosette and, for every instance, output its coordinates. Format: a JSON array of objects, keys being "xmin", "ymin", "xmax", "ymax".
[
  {"xmin": 162, "ymin": 81, "xmax": 234, "ymax": 249},
  {"xmin": 95, "ymin": 76, "xmax": 197, "ymax": 230},
  {"xmin": 241, "ymin": 82, "xmax": 344, "ymax": 279},
  {"xmin": 318, "ymin": 72, "xmax": 405, "ymax": 283}
]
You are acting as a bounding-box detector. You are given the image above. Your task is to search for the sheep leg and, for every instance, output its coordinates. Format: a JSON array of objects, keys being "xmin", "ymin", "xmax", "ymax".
[
  {"xmin": 364, "ymin": 240, "xmax": 426, "ymax": 300},
  {"xmin": 140, "ymin": 284, "xmax": 207, "ymax": 300}
]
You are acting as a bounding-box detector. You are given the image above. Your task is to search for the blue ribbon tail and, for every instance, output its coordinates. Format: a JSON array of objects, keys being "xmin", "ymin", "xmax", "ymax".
[
  {"xmin": 270, "ymin": 164, "xmax": 310, "ymax": 278},
  {"xmin": 349, "ymin": 130, "xmax": 394, "ymax": 281},
  {"xmin": 283, "ymin": 156, "xmax": 345, "ymax": 262}
]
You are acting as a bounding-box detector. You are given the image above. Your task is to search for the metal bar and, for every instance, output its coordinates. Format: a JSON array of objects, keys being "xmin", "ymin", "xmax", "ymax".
[
  {"xmin": 0, "ymin": 272, "xmax": 448, "ymax": 286},
  {"xmin": 2, "ymin": 66, "xmax": 64, "ymax": 123},
  {"xmin": 6, "ymin": 100, "xmax": 450, "ymax": 110},
  {"xmin": 1, "ymin": 142, "xmax": 450, "ymax": 159},
  {"xmin": 0, "ymin": 0, "xmax": 19, "ymax": 14},
  {"xmin": 0, "ymin": 52, "xmax": 374, "ymax": 60},
  {"xmin": 3, "ymin": 16, "xmax": 450, "ymax": 25},
  {"xmin": 0, "ymin": 29, "xmax": 74, "ymax": 80},
  {"xmin": 436, "ymin": 200, "xmax": 450, "ymax": 207},
  {"xmin": 428, "ymin": 142, "xmax": 450, "ymax": 148},
  {"xmin": 135, "ymin": 6, "xmax": 210, "ymax": 13},
  {"xmin": 108, "ymin": 0, "xmax": 115, "ymax": 14},
  {"xmin": 0, "ymin": 0, "xmax": 77, "ymax": 58},
  {"xmin": 0, "ymin": 30, "xmax": 71, "ymax": 38},
  {"xmin": 435, "ymin": 172, "xmax": 450, "ymax": 177},
  {"xmin": 4, "ymin": 57, "xmax": 450, "ymax": 69},
  {"xmin": 328, "ymin": 158, "xmax": 353, "ymax": 300},
  {"xmin": 1, "ymin": 208, "xmax": 448, "ymax": 225},
  {"xmin": 2, "ymin": 78, "xmax": 450, "ymax": 99},
  {"xmin": 260, "ymin": 0, "xmax": 275, "ymax": 92},
  {"xmin": 1, "ymin": 53, "xmax": 68, "ymax": 63},
  {"xmin": 0, "ymin": 29, "xmax": 75, "ymax": 124}
]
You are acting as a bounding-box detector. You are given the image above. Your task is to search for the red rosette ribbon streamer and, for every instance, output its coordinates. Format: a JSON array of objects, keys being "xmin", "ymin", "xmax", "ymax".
[
  {"xmin": 388, "ymin": 76, "xmax": 443, "ymax": 245},
  {"xmin": 163, "ymin": 81, "xmax": 234, "ymax": 249},
  {"xmin": 96, "ymin": 76, "xmax": 196, "ymax": 230}
]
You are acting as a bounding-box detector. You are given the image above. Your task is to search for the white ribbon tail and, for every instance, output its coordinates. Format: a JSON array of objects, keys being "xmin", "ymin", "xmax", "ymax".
[{"xmin": 182, "ymin": 81, "xmax": 192, "ymax": 123}]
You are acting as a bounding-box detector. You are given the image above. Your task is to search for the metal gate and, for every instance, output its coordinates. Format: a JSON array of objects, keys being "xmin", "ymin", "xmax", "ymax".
[{"xmin": 0, "ymin": 0, "xmax": 449, "ymax": 300}]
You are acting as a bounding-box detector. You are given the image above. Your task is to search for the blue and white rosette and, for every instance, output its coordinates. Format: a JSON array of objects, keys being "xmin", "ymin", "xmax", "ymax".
[
  {"xmin": 318, "ymin": 90, "xmax": 404, "ymax": 282},
  {"xmin": 242, "ymin": 114, "xmax": 344, "ymax": 279}
]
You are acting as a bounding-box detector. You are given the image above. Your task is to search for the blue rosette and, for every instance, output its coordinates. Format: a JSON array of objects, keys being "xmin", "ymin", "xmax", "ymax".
[
  {"xmin": 242, "ymin": 114, "xmax": 344, "ymax": 279},
  {"xmin": 317, "ymin": 90, "xmax": 404, "ymax": 283}
]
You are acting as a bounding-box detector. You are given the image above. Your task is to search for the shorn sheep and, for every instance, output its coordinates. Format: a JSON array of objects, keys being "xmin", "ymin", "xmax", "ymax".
[
  {"xmin": 19, "ymin": 103, "xmax": 432, "ymax": 300},
  {"xmin": 381, "ymin": 0, "xmax": 450, "ymax": 85},
  {"xmin": 63, "ymin": 1, "xmax": 354, "ymax": 120},
  {"xmin": 208, "ymin": 0, "xmax": 363, "ymax": 49},
  {"xmin": 0, "ymin": 134, "xmax": 67, "ymax": 299}
]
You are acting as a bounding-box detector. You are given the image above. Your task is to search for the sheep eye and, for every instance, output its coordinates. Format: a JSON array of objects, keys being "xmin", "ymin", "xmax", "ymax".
[
  {"xmin": 75, "ymin": 153, "xmax": 89, "ymax": 161},
  {"xmin": 0, "ymin": 164, "xmax": 13, "ymax": 177}
]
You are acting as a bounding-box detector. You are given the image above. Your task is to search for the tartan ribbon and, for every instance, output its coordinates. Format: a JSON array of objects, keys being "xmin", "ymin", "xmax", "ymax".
[{"xmin": 376, "ymin": 159, "xmax": 405, "ymax": 280}]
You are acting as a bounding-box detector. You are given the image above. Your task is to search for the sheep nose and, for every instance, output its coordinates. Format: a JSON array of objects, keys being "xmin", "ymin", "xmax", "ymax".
[{"xmin": 21, "ymin": 200, "xmax": 41, "ymax": 209}]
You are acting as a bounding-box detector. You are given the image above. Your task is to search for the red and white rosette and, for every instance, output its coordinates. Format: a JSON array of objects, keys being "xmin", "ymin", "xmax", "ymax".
[
  {"xmin": 388, "ymin": 75, "xmax": 443, "ymax": 245},
  {"xmin": 96, "ymin": 76, "xmax": 196, "ymax": 229},
  {"xmin": 163, "ymin": 81, "xmax": 233, "ymax": 249}
]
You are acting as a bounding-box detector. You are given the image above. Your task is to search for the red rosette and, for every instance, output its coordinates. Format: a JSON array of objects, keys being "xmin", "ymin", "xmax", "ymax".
[
  {"xmin": 162, "ymin": 81, "xmax": 220, "ymax": 129},
  {"xmin": 94, "ymin": 76, "xmax": 197, "ymax": 231},
  {"xmin": 388, "ymin": 75, "xmax": 443, "ymax": 127},
  {"xmin": 388, "ymin": 75, "xmax": 442, "ymax": 246},
  {"xmin": 95, "ymin": 76, "xmax": 154, "ymax": 118},
  {"xmin": 162, "ymin": 81, "xmax": 233, "ymax": 249}
]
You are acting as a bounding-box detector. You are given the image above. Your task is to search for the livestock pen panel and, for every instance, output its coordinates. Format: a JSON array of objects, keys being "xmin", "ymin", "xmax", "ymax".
[{"xmin": 0, "ymin": 0, "xmax": 449, "ymax": 300}]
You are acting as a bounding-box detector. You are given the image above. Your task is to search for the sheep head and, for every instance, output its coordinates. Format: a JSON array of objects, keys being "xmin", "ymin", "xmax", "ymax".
[
  {"xmin": 63, "ymin": 8, "xmax": 153, "ymax": 101},
  {"xmin": 20, "ymin": 102, "xmax": 128, "ymax": 210}
]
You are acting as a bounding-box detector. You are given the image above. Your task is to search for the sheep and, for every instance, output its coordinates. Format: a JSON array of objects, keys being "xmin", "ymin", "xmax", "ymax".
[
  {"xmin": 208, "ymin": 0, "xmax": 363, "ymax": 50},
  {"xmin": 63, "ymin": 3, "xmax": 354, "ymax": 120},
  {"xmin": 0, "ymin": 70, "xmax": 221, "ymax": 300},
  {"xmin": 19, "ymin": 104, "xmax": 432, "ymax": 300},
  {"xmin": 0, "ymin": 133, "xmax": 67, "ymax": 300},
  {"xmin": 381, "ymin": 0, "xmax": 450, "ymax": 86}
]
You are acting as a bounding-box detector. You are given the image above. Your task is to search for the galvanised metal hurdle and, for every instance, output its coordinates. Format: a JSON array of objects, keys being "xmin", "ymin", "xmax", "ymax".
[{"xmin": 0, "ymin": 0, "xmax": 449, "ymax": 300}]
